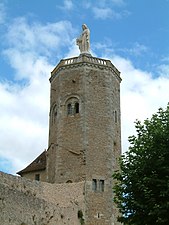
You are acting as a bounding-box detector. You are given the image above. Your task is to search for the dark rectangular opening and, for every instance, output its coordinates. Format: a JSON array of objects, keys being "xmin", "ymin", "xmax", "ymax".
[
  {"xmin": 92, "ymin": 179, "xmax": 97, "ymax": 191},
  {"xmin": 35, "ymin": 174, "xmax": 40, "ymax": 181},
  {"xmin": 99, "ymin": 180, "xmax": 104, "ymax": 192}
]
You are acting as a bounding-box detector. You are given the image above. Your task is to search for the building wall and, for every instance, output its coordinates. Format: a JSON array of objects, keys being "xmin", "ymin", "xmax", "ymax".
[
  {"xmin": 47, "ymin": 61, "xmax": 87, "ymax": 183},
  {"xmin": 83, "ymin": 61, "xmax": 121, "ymax": 225},
  {"xmin": 46, "ymin": 55, "xmax": 122, "ymax": 225},
  {"xmin": 0, "ymin": 171, "xmax": 85, "ymax": 225},
  {"xmin": 0, "ymin": 56, "xmax": 122, "ymax": 224},
  {"xmin": 20, "ymin": 170, "xmax": 46, "ymax": 182}
]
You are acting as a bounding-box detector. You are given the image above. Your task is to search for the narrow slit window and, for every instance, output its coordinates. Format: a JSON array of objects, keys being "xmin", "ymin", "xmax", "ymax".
[
  {"xmin": 67, "ymin": 103, "xmax": 73, "ymax": 115},
  {"xmin": 54, "ymin": 109, "xmax": 57, "ymax": 117},
  {"xmin": 92, "ymin": 179, "xmax": 97, "ymax": 191},
  {"xmin": 53, "ymin": 105, "xmax": 57, "ymax": 123},
  {"xmin": 75, "ymin": 102, "xmax": 79, "ymax": 114},
  {"xmin": 114, "ymin": 110, "xmax": 117, "ymax": 123},
  {"xmin": 99, "ymin": 180, "xmax": 104, "ymax": 192}
]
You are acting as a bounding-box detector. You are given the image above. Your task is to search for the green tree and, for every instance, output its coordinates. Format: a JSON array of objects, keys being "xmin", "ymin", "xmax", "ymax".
[{"xmin": 113, "ymin": 105, "xmax": 169, "ymax": 225}]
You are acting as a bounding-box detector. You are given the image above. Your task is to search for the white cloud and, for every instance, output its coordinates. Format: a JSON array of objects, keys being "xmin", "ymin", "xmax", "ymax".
[
  {"xmin": 82, "ymin": 1, "xmax": 91, "ymax": 9},
  {"xmin": 1, "ymin": 13, "xmax": 169, "ymax": 176},
  {"xmin": 120, "ymin": 42, "xmax": 148, "ymax": 56},
  {"xmin": 110, "ymin": 55, "xmax": 169, "ymax": 152},
  {"xmin": 0, "ymin": 18, "xmax": 77, "ymax": 174},
  {"xmin": 63, "ymin": 0, "xmax": 74, "ymax": 10},
  {"xmin": 0, "ymin": 2, "xmax": 6, "ymax": 24},
  {"xmin": 110, "ymin": 0, "xmax": 125, "ymax": 6},
  {"xmin": 64, "ymin": 38, "xmax": 80, "ymax": 58},
  {"xmin": 90, "ymin": 0, "xmax": 130, "ymax": 20},
  {"xmin": 92, "ymin": 6, "xmax": 130, "ymax": 20},
  {"xmin": 57, "ymin": 0, "xmax": 74, "ymax": 12},
  {"xmin": 93, "ymin": 7, "xmax": 118, "ymax": 20},
  {"xmin": 158, "ymin": 63, "xmax": 169, "ymax": 77},
  {"xmin": 5, "ymin": 18, "xmax": 75, "ymax": 58},
  {"xmin": 161, "ymin": 56, "xmax": 169, "ymax": 63},
  {"xmin": 0, "ymin": 61, "xmax": 51, "ymax": 173},
  {"xmin": 94, "ymin": 0, "xmax": 125, "ymax": 8}
]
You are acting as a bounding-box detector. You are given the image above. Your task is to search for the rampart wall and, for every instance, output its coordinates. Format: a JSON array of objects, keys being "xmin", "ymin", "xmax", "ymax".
[{"xmin": 0, "ymin": 172, "xmax": 85, "ymax": 225}]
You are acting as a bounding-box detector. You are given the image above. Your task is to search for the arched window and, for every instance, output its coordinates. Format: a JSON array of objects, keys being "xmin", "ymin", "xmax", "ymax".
[
  {"xmin": 53, "ymin": 105, "xmax": 57, "ymax": 123},
  {"xmin": 51, "ymin": 104, "xmax": 57, "ymax": 124},
  {"xmin": 54, "ymin": 107, "xmax": 57, "ymax": 117},
  {"xmin": 74, "ymin": 102, "xmax": 79, "ymax": 114},
  {"xmin": 67, "ymin": 103, "xmax": 73, "ymax": 115},
  {"xmin": 50, "ymin": 104, "xmax": 57, "ymax": 125},
  {"xmin": 66, "ymin": 97, "xmax": 80, "ymax": 116},
  {"xmin": 66, "ymin": 180, "xmax": 73, "ymax": 183}
]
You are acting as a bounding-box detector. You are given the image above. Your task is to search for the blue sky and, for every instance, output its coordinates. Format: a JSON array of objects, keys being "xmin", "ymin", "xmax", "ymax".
[{"xmin": 0, "ymin": 0, "xmax": 169, "ymax": 174}]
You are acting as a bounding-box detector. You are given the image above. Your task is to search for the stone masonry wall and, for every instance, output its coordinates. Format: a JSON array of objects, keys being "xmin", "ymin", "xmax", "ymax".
[
  {"xmin": 47, "ymin": 65, "xmax": 86, "ymax": 184},
  {"xmin": 20, "ymin": 169, "xmax": 46, "ymax": 182},
  {"xmin": 47, "ymin": 55, "xmax": 122, "ymax": 225},
  {"xmin": 83, "ymin": 65, "xmax": 121, "ymax": 225},
  {"xmin": 0, "ymin": 172, "xmax": 85, "ymax": 225}
]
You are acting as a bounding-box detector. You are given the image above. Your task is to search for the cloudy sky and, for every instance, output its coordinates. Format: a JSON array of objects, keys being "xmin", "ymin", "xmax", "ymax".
[{"xmin": 0, "ymin": 0, "xmax": 169, "ymax": 174}]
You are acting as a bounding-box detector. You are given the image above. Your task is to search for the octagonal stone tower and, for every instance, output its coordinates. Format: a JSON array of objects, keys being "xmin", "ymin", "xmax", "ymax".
[
  {"xmin": 46, "ymin": 23, "xmax": 121, "ymax": 225},
  {"xmin": 46, "ymin": 54, "xmax": 121, "ymax": 224}
]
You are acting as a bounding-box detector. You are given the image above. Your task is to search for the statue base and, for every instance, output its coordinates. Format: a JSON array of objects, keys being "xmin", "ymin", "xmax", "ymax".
[{"xmin": 79, "ymin": 52, "xmax": 92, "ymax": 57}]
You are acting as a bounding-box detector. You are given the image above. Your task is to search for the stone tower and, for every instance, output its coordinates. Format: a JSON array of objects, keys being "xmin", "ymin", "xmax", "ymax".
[{"xmin": 46, "ymin": 25, "xmax": 121, "ymax": 225}]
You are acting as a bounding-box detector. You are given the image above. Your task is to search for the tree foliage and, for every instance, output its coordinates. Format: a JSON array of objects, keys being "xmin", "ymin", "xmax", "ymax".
[{"xmin": 113, "ymin": 104, "xmax": 169, "ymax": 225}]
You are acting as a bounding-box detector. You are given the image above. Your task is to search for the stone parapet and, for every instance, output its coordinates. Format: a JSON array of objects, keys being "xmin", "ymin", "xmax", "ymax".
[{"xmin": 50, "ymin": 54, "xmax": 121, "ymax": 82}]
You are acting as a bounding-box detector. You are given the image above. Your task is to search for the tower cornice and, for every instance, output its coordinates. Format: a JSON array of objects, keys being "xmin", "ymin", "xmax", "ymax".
[{"xmin": 50, "ymin": 54, "xmax": 121, "ymax": 82}]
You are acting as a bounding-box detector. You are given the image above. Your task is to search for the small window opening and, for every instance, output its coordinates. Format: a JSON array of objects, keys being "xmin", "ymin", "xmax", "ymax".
[
  {"xmin": 78, "ymin": 210, "xmax": 84, "ymax": 224},
  {"xmin": 92, "ymin": 179, "xmax": 105, "ymax": 192},
  {"xmin": 54, "ymin": 110, "xmax": 57, "ymax": 117},
  {"xmin": 78, "ymin": 210, "xmax": 83, "ymax": 219},
  {"xmin": 66, "ymin": 98, "xmax": 80, "ymax": 116},
  {"xmin": 66, "ymin": 180, "xmax": 72, "ymax": 183},
  {"xmin": 114, "ymin": 110, "xmax": 117, "ymax": 123},
  {"xmin": 52, "ymin": 105, "xmax": 57, "ymax": 124},
  {"xmin": 92, "ymin": 179, "xmax": 97, "ymax": 191},
  {"xmin": 35, "ymin": 174, "xmax": 40, "ymax": 181},
  {"xmin": 99, "ymin": 180, "xmax": 104, "ymax": 192},
  {"xmin": 67, "ymin": 103, "xmax": 73, "ymax": 115},
  {"xmin": 75, "ymin": 102, "xmax": 79, "ymax": 114}
]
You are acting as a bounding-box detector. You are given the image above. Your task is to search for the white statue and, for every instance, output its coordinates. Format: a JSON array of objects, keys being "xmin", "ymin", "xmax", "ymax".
[{"xmin": 76, "ymin": 24, "xmax": 90, "ymax": 54}]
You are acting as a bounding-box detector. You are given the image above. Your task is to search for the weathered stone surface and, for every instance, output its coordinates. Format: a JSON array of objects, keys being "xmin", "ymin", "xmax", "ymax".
[
  {"xmin": 0, "ymin": 54, "xmax": 122, "ymax": 225},
  {"xmin": 47, "ymin": 55, "xmax": 122, "ymax": 225},
  {"xmin": 0, "ymin": 172, "xmax": 85, "ymax": 225}
]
